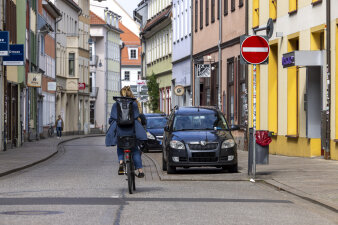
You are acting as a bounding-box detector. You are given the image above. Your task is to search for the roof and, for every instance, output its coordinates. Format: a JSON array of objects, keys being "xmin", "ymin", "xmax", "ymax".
[
  {"xmin": 141, "ymin": 5, "xmax": 171, "ymax": 34},
  {"xmin": 43, "ymin": 0, "xmax": 62, "ymax": 18},
  {"xmin": 119, "ymin": 22, "xmax": 141, "ymax": 66},
  {"xmin": 90, "ymin": 11, "xmax": 106, "ymax": 25},
  {"xmin": 63, "ymin": 0, "xmax": 81, "ymax": 12}
]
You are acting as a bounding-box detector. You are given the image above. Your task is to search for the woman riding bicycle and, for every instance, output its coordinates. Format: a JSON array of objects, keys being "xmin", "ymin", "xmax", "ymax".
[{"xmin": 106, "ymin": 86, "xmax": 147, "ymax": 178}]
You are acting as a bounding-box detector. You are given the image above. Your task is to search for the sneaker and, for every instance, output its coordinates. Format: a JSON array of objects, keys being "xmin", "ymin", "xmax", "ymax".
[
  {"xmin": 118, "ymin": 163, "xmax": 124, "ymax": 175},
  {"xmin": 137, "ymin": 172, "xmax": 145, "ymax": 178}
]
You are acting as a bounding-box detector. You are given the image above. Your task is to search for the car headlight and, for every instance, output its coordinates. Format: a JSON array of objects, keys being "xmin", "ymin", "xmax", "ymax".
[
  {"xmin": 221, "ymin": 139, "xmax": 235, "ymax": 148},
  {"xmin": 147, "ymin": 132, "xmax": 155, "ymax": 140},
  {"xmin": 170, "ymin": 140, "xmax": 185, "ymax": 149}
]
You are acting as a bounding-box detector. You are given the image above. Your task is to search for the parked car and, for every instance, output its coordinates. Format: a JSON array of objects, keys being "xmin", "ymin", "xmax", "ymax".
[
  {"xmin": 143, "ymin": 116, "xmax": 168, "ymax": 152},
  {"xmin": 162, "ymin": 106, "xmax": 239, "ymax": 174},
  {"xmin": 144, "ymin": 113, "xmax": 166, "ymax": 118}
]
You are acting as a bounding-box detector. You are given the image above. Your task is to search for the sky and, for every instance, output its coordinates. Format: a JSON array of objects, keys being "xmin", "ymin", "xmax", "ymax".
[{"xmin": 115, "ymin": 0, "xmax": 140, "ymax": 18}]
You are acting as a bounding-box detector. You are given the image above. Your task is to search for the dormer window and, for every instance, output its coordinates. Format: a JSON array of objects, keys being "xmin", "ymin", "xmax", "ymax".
[{"xmin": 129, "ymin": 48, "xmax": 138, "ymax": 60}]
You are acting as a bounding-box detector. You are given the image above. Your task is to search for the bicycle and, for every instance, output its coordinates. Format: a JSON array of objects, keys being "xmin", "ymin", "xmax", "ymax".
[
  {"xmin": 118, "ymin": 136, "xmax": 137, "ymax": 194},
  {"xmin": 48, "ymin": 123, "xmax": 54, "ymax": 137}
]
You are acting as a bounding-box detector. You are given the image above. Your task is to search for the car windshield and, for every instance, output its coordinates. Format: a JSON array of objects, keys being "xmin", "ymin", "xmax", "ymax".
[
  {"xmin": 146, "ymin": 117, "xmax": 167, "ymax": 129},
  {"xmin": 173, "ymin": 113, "xmax": 229, "ymax": 131}
]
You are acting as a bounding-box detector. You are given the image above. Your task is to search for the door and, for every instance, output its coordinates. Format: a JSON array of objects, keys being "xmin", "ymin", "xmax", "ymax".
[{"xmin": 306, "ymin": 66, "xmax": 321, "ymax": 138}]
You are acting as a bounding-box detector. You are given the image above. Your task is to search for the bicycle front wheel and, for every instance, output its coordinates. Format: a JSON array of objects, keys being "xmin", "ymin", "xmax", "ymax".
[
  {"xmin": 126, "ymin": 161, "xmax": 134, "ymax": 194},
  {"xmin": 48, "ymin": 128, "xmax": 54, "ymax": 137}
]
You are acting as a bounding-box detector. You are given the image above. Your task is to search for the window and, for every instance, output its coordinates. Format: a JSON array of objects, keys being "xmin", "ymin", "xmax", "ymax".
[
  {"xmin": 227, "ymin": 58, "xmax": 234, "ymax": 124},
  {"xmin": 200, "ymin": 0, "xmax": 203, "ymax": 29},
  {"xmin": 289, "ymin": 0, "xmax": 297, "ymax": 13},
  {"xmin": 231, "ymin": 0, "xmax": 235, "ymax": 11},
  {"xmin": 224, "ymin": 0, "xmax": 228, "ymax": 15},
  {"xmin": 124, "ymin": 71, "xmax": 130, "ymax": 81},
  {"xmin": 40, "ymin": 35, "xmax": 44, "ymax": 54},
  {"xmin": 217, "ymin": 0, "xmax": 220, "ymax": 19},
  {"xmin": 195, "ymin": 0, "xmax": 198, "ymax": 32},
  {"xmin": 205, "ymin": 0, "xmax": 209, "ymax": 26},
  {"xmin": 238, "ymin": 57, "xmax": 247, "ymax": 126},
  {"xmin": 138, "ymin": 71, "xmax": 141, "ymax": 80},
  {"xmin": 269, "ymin": 0, "xmax": 277, "ymax": 20},
  {"xmin": 211, "ymin": 0, "xmax": 215, "ymax": 23},
  {"xmin": 129, "ymin": 48, "xmax": 137, "ymax": 59},
  {"xmin": 68, "ymin": 53, "xmax": 75, "ymax": 76},
  {"xmin": 253, "ymin": 0, "xmax": 259, "ymax": 27}
]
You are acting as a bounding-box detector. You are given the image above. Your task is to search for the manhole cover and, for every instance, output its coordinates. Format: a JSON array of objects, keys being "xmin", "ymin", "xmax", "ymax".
[{"xmin": 0, "ymin": 211, "xmax": 63, "ymax": 215}]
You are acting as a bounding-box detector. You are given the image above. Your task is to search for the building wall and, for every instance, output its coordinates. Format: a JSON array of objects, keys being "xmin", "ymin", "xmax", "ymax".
[{"xmin": 248, "ymin": 0, "xmax": 330, "ymax": 158}]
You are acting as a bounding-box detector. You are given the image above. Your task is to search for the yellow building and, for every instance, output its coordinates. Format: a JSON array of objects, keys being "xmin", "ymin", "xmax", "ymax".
[{"xmin": 248, "ymin": 0, "xmax": 338, "ymax": 160}]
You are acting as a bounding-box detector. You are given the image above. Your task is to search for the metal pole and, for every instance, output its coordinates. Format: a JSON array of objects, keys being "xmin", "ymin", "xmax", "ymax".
[
  {"xmin": 218, "ymin": 0, "xmax": 222, "ymax": 108},
  {"xmin": 325, "ymin": 0, "xmax": 331, "ymax": 159},
  {"xmin": 252, "ymin": 64, "xmax": 257, "ymax": 178}
]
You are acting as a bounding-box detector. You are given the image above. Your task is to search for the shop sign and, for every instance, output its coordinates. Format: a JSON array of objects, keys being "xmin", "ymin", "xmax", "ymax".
[
  {"xmin": 174, "ymin": 85, "xmax": 185, "ymax": 96},
  {"xmin": 197, "ymin": 64, "xmax": 211, "ymax": 77},
  {"xmin": 27, "ymin": 73, "xmax": 42, "ymax": 87},
  {"xmin": 3, "ymin": 44, "xmax": 24, "ymax": 66},
  {"xmin": 282, "ymin": 52, "xmax": 295, "ymax": 68},
  {"xmin": 0, "ymin": 31, "xmax": 9, "ymax": 56},
  {"xmin": 78, "ymin": 83, "xmax": 86, "ymax": 90}
]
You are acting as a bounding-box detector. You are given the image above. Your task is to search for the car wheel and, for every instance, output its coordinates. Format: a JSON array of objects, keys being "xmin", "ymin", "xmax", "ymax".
[
  {"xmin": 227, "ymin": 164, "xmax": 238, "ymax": 173},
  {"xmin": 162, "ymin": 154, "xmax": 167, "ymax": 171},
  {"xmin": 167, "ymin": 165, "xmax": 176, "ymax": 174}
]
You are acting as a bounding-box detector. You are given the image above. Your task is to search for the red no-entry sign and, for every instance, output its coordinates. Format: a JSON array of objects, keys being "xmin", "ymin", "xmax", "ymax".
[{"xmin": 241, "ymin": 35, "xmax": 269, "ymax": 64}]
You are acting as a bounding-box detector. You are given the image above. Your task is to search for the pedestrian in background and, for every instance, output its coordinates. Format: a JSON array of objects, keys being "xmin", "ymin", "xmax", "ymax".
[{"xmin": 55, "ymin": 115, "xmax": 64, "ymax": 139}]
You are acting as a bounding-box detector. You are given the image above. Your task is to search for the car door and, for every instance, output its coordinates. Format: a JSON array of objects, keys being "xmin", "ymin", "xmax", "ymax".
[{"xmin": 163, "ymin": 112, "xmax": 174, "ymax": 161}]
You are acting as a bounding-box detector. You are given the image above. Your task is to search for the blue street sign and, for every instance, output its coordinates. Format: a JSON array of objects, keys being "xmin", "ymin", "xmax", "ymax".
[
  {"xmin": 0, "ymin": 31, "xmax": 9, "ymax": 56},
  {"xmin": 3, "ymin": 44, "xmax": 25, "ymax": 66}
]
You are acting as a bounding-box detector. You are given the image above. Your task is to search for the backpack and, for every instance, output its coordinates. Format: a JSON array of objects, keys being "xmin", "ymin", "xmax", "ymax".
[{"xmin": 115, "ymin": 97, "xmax": 135, "ymax": 127}]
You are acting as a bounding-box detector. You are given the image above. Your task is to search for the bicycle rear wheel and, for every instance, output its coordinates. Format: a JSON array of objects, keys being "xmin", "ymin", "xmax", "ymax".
[
  {"xmin": 126, "ymin": 160, "xmax": 134, "ymax": 194},
  {"xmin": 131, "ymin": 160, "xmax": 136, "ymax": 191}
]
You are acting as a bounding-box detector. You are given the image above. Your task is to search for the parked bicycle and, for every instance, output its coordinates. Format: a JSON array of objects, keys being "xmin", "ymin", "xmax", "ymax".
[{"xmin": 48, "ymin": 122, "xmax": 54, "ymax": 137}]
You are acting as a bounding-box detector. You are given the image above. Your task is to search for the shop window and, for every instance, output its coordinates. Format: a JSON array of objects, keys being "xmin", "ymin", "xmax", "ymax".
[
  {"xmin": 224, "ymin": 0, "xmax": 228, "ymax": 16},
  {"xmin": 253, "ymin": 0, "xmax": 259, "ymax": 28},
  {"xmin": 238, "ymin": 57, "xmax": 247, "ymax": 127},
  {"xmin": 227, "ymin": 58, "xmax": 234, "ymax": 124},
  {"xmin": 289, "ymin": 0, "xmax": 297, "ymax": 14},
  {"xmin": 269, "ymin": 0, "xmax": 277, "ymax": 20}
]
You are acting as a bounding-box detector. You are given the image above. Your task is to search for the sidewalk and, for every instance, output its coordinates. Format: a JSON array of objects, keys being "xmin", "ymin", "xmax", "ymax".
[
  {"xmin": 145, "ymin": 150, "xmax": 338, "ymax": 212},
  {"xmin": 0, "ymin": 135, "xmax": 101, "ymax": 177}
]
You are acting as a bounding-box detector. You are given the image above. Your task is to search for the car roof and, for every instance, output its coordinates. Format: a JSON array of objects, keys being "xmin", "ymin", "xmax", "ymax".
[
  {"xmin": 147, "ymin": 116, "xmax": 167, "ymax": 120},
  {"xmin": 174, "ymin": 106, "xmax": 219, "ymax": 115},
  {"xmin": 144, "ymin": 113, "xmax": 166, "ymax": 117}
]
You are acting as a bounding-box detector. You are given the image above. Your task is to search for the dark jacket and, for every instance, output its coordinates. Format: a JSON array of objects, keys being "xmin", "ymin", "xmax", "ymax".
[{"xmin": 105, "ymin": 101, "xmax": 147, "ymax": 146}]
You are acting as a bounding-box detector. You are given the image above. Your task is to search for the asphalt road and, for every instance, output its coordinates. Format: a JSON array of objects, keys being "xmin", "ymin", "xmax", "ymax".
[{"xmin": 0, "ymin": 136, "xmax": 336, "ymax": 225}]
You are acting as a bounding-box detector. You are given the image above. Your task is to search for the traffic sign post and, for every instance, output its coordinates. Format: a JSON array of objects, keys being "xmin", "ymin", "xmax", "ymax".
[{"xmin": 240, "ymin": 35, "xmax": 270, "ymax": 180}]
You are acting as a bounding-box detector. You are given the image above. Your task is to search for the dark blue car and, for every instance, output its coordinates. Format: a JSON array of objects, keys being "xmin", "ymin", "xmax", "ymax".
[{"xmin": 143, "ymin": 116, "xmax": 168, "ymax": 152}]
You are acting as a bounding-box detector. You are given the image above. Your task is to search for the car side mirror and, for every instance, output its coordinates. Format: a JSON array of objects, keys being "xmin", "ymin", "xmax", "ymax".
[
  {"xmin": 164, "ymin": 125, "xmax": 170, "ymax": 132},
  {"xmin": 230, "ymin": 125, "xmax": 240, "ymax": 131}
]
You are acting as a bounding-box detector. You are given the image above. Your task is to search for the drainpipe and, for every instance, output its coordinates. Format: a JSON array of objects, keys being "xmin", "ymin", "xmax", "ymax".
[
  {"xmin": 217, "ymin": 0, "xmax": 222, "ymax": 108},
  {"xmin": 190, "ymin": 0, "xmax": 193, "ymax": 106},
  {"xmin": 0, "ymin": 0, "xmax": 3, "ymax": 150},
  {"xmin": 55, "ymin": 15, "xmax": 62, "ymax": 127},
  {"xmin": 105, "ymin": 29, "xmax": 108, "ymax": 132},
  {"xmin": 325, "ymin": 0, "xmax": 331, "ymax": 159}
]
